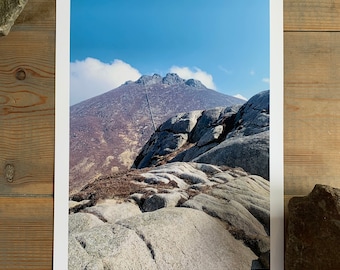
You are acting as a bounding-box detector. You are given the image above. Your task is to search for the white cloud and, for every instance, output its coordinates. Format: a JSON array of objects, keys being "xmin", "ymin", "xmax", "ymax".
[
  {"xmin": 250, "ymin": 69, "xmax": 255, "ymax": 76},
  {"xmin": 262, "ymin": 77, "xmax": 270, "ymax": 84},
  {"xmin": 234, "ymin": 94, "xmax": 248, "ymax": 101},
  {"xmin": 169, "ymin": 66, "xmax": 216, "ymax": 90},
  {"xmin": 70, "ymin": 57, "xmax": 141, "ymax": 105}
]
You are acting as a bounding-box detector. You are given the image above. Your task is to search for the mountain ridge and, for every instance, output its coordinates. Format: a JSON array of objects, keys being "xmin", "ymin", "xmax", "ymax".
[{"xmin": 70, "ymin": 73, "xmax": 246, "ymax": 194}]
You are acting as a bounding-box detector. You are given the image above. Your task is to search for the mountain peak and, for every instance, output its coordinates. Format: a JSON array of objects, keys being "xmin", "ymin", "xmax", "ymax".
[
  {"xmin": 185, "ymin": 78, "xmax": 205, "ymax": 88},
  {"xmin": 162, "ymin": 73, "xmax": 185, "ymax": 85},
  {"xmin": 134, "ymin": 73, "xmax": 208, "ymax": 89},
  {"xmin": 135, "ymin": 74, "xmax": 162, "ymax": 86}
]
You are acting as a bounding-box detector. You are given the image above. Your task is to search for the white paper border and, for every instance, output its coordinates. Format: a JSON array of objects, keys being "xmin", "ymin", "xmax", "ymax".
[
  {"xmin": 270, "ymin": 0, "xmax": 284, "ymax": 268},
  {"xmin": 54, "ymin": 0, "xmax": 70, "ymax": 268}
]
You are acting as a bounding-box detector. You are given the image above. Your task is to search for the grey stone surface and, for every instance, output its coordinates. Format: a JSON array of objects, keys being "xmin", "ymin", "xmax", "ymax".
[
  {"xmin": 185, "ymin": 78, "xmax": 205, "ymax": 88},
  {"xmin": 69, "ymin": 212, "xmax": 105, "ymax": 235},
  {"xmin": 70, "ymin": 223, "xmax": 157, "ymax": 270},
  {"xmin": 148, "ymin": 162, "xmax": 211, "ymax": 185},
  {"xmin": 197, "ymin": 125, "xmax": 224, "ymax": 146},
  {"xmin": 69, "ymin": 235, "xmax": 104, "ymax": 270},
  {"xmin": 162, "ymin": 73, "xmax": 185, "ymax": 85},
  {"xmin": 69, "ymin": 199, "xmax": 91, "ymax": 212},
  {"xmin": 69, "ymin": 208, "xmax": 258, "ymax": 270},
  {"xmin": 136, "ymin": 131, "xmax": 188, "ymax": 168},
  {"xmin": 210, "ymin": 175, "xmax": 270, "ymax": 233},
  {"xmin": 83, "ymin": 199, "xmax": 142, "ymax": 224},
  {"xmin": 117, "ymin": 207, "xmax": 258, "ymax": 270},
  {"xmin": 182, "ymin": 193, "xmax": 267, "ymax": 237},
  {"xmin": 190, "ymin": 106, "xmax": 228, "ymax": 142},
  {"xmin": 190, "ymin": 163, "xmax": 223, "ymax": 175},
  {"xmin": 194, "ymin": 130, "xmax": 269, "ymax": 179},
  {"xmin": 69, "ymin": 162, "xmax": 270, "ymax": 269},
  {"xmin": 230, "ymin": 90, "xmax": 269, "ymax": 137},
  {"xmin": 159, "ymin": 110, "xmax": 202, "ymax": 133},
  {"xmin": 141, "ymin": 171, "xmax": 189, "ymax": 189},
  {"xmin": 172, "ymin": 142, "xmax": 219, "ymax": 162},
  {"xmin": 133, "ymin": 91, "xmax": 269, "ymax": 180},
  {"xmin": 136, "ymin": 74, "xmax": 162, "ymax": 86}
]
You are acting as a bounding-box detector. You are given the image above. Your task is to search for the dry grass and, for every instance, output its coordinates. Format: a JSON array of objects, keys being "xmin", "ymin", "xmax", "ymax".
[{"xmin": 70, "ymin": 168, "xmax": 179, "ymax": 204}]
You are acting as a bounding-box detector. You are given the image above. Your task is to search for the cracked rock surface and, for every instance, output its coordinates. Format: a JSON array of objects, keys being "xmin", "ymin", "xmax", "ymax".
[
  {"xmin": 70, "ymin": 208, "xmax": 258, "ymax": 270},
  {"xmin": 133, "ymin": 90, "xmax": 269, "ymax": 179},
  {"xmin": 69, "ymin": 163, "xmax": 269, "ymax": 269}
]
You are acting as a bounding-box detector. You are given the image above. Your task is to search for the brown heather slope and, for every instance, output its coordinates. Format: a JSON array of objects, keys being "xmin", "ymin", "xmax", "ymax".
[{"xmin": 70, "ymin": 73, "xmax": 245, "ymax": 194}]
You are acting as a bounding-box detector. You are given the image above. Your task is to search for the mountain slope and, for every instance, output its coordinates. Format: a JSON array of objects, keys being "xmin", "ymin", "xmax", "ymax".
[{"xmin": 70, "ymin": 73, "xmax": 245, "ymax": 194}]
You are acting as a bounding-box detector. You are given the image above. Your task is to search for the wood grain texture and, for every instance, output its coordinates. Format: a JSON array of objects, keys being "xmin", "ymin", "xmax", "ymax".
[
  {"xmin": 0, "ymin": 0, "xmax": 55, "ymax": 268},
  {"xmin": 0, "ymin": 0, "xmax": 55, "ymax": 195},
  {"xmin": 284, "ymin": 31, "xmax": 340, "ymax": 195},
  {"xmin": 284, "ymin": 0, "xmax": 340, "ymax": 31},
  {"xmin": 0, "ymin": 197, "xmax": 53, "ymax": 269},
  {"xmin": 13, "ymin": 0, "xmax": 55, "ymax": 30}
]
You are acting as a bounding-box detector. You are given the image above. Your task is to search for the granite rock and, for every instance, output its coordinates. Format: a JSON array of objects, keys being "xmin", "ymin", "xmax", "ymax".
[
  {"xmin": 69, "ymin": 162, "xmax": 270, "ymax": 269},
  {"xmin": 70, "ymin": 207, "xmax": 258, "ymax": 270},
  {"xmin": 133, "ymin": 91, "xmax": 269, "ymax": 180}
]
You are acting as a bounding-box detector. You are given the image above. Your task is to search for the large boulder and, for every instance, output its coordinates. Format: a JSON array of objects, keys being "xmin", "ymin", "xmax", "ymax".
[
  {"xmin": 159, "ymin": 110, "xmax": 202, "ymax": 133},
  {"xmin": 69, "ymin": 207, "xmax": 258, "ymax": 270},
  {"xmin": 285, "ymin": 184, "xmax": 340, "ymax": 269},
  {"xmin": 182, "ymin": 193, "xmax": 267, "ymax": 236},
  {"xmin": 193, "ymin": 130, "xmax": 269, "ymax": 179},
  {"xmin": 210, "ymin": 175, "xmax": 270, "ymax": 233},
  {"xmin": 229, "ymin": 89, "xmax": 269, "ymax": 137},
  {"xmin": 69, "ymin": 212, "xmax": 105, "ymax": 235},
  {"xmin": 69, "ymin": 222, "xmax": 158, "ymax": 270},
  {"xmin": 133, "ymin": 90, "xmax": 269, "ymax": 180},
  {"xmin": 82, "ymin": 199, "xmax": 142, "ymax": 224}
]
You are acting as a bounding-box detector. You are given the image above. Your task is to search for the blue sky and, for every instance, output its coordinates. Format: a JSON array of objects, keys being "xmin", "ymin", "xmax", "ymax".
[{"xmin": 70, "ymin": 0, "xmax": 269, "ymax": 105}]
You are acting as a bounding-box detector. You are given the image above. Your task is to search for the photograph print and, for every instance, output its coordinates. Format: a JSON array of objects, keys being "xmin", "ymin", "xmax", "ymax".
[{"xmin": 68, "ymin": 1, "xmax": 270, "ymax": 269}]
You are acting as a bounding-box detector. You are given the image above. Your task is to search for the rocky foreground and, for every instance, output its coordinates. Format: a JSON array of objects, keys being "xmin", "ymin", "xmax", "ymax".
[
  {"xmin": 69, "ymin": 90, "xmax": 270, "ymax": 269},
  {"xmin": 69, "ymin": 162, "xmax": 269, "ymax": 269}
]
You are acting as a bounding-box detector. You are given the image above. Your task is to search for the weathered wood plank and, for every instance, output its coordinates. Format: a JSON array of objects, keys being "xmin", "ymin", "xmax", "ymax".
[
  {"xmin": 0, "ymin": 0, "xmax": 55, "ymax": 268},
  {"xmin": 0, "ymin": 197, "xmax": 53, "ymax": 269},
  {"xmin": 0, "ymin": 0, "xmax": 55, "ymax": 195},
  {"xmin": 284, "ymin": 31, "xmax": 340, "ymax": 196},
  {"xmin": 13, "ymin": 0, "xmax": 55, "ymax": 31},
  {"xmin": 284, "ymin": 0, "xmax": 340, "ymax": 31}
]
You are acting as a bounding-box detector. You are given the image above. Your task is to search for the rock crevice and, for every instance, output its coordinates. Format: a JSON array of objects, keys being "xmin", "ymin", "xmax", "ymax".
[
  {"xmin": 69, "ymin": 162, "xmax": 269, "ymax": 269},
  {"xmin": 118, "ymin": 223, "xmax": 156, "ymax": 261},
  {"xmin": 133, "ymin": 90, "xmax": 269, "ymax": 179}
]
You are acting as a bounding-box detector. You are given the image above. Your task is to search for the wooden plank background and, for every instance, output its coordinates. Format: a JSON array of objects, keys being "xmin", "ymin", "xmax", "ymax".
[
  {"xmin": 1, "ymin": 0, "xmax": 338, "ymax": 268},
  {"xmin": 284, "ymin": 0, "xmax": 340, "ymax": 211},
  {"xmin": 0, "ymin": 0, "xmax": 55, "ymax": 269}
]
